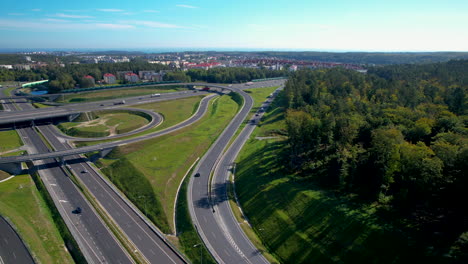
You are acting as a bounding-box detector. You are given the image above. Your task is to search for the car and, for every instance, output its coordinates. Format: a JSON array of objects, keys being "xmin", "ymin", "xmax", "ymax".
[
  {"xmin": 194, "ymin": 173, "xmax": 200, "ymax": 177},
  {"xmin": 81, "ymin": 170, "xmax": 88, "ymax": 173},
  {"xmin": 255, "ymin": 113, "xmax": 259, "ymax": 116},
  {"xmin": 100, "ymin": 104, "xmax": 104, "ymax": 106},
  {"xmin": 72, "ymin": 207, "xmax": 82, "ymax": 214}
]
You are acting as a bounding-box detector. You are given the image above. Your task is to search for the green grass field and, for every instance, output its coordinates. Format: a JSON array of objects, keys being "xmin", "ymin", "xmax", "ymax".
[
  {"xmin": 99, "ymin": 95, "xmax": 239, "ymax": 233},
  {"xmin": 0, "ymin": 175, "xmax": 74, "ymax": 264},
  {"xmin": 59, "ymin": 111, "xmax": 149, "ymax": 138},
  {"xmin": 59, "ymin": 86, "xmax": 187, "ymax": 103},
  {"xmin": 234, "ymin": 93, "xmax": 425, "ymax": 264},
  {"xmin": 75, "ymin": 95, "xmax": 205, "ymax": 146},
  {"xmin": 0, "ymin": 129, "xmax": 23, "ymax": 153}
]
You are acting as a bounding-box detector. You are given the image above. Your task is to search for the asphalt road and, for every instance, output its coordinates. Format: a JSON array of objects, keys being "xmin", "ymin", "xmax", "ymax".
[
  {"xmin": 0, "ymin": 89, "xmax": 210, "ymax": 126},
  {"xmin": 2, "ymin": 98, "xmax": 134, "ymax": 264},
  {"xmin": 0, "ymin": 94, "xmax": 216, "ymax": 164},
  {"xmin": 38, "ymin": 124, "xmax": 187, "ymax": 264},
  {"xmin": 0, "ymin": 215, "xmax": 35, "ymax": 264}
]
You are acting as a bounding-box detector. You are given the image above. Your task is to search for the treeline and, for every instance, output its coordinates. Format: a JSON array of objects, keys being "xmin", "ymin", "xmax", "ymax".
[
  {"xmin": 282, "ymin": 60, "xmax": 467, "ymax": 258},
  {"xmin": 261, "ymin": 51, "xmax": 468, "ymax": 65},
  {"xmin": 164, "ymin": 67, "xmax": 287, "ymax": 83}
]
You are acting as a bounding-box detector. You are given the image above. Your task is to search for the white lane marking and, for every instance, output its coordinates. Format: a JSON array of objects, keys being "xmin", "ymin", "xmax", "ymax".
[
  {"xmin": 50, "ymin": 183, "xmax": 57, "ymax": 186},
  {"xmin": 0, "ymin": 255, "xmax": 5, "ymax": 264},
  {"xmin": 59, "ymin": 200, "xmax": 68, "ymax": 203}
]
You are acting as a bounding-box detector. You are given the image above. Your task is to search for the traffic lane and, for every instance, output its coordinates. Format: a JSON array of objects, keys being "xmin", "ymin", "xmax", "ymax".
[
  {"xmin": 0, "ymin": 94, "xmax": 215, "ymax": 164},
  {"xmin": 0, "ymin": 91, "xmax": 209, "ymax": 125},
  {"xmin": 189, "ymin": 89, "xmax": 255, "ymax": 263},
  {"xmin": 40, "ymin": 125, "xmax": 185, "ymax": 264},
  {"xmin": 0, "ymin": 216, "xmax": 35, "ymax": 264},
  {"xmin": 23, "ymin": 127, "xmax": 133, "ymax": 264},
  {"xmin": 210, "ymin": 86, "xmax": 283, "ymax": 263}
]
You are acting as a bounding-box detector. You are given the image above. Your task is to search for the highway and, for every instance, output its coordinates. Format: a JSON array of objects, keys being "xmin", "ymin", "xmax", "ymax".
[
  {"xmin": 0, "ymin": 89, "xmax": 210, "ymax": 126},
  {"xmin": 0, "ymin": 215, "xmax": 35, "ymax": 264},
  {"xmin": 0, "ymin": 94, "xmax": 216, "ymax": 164},
  {"xmin": 0, "ymin": 80, "xmax": 286, "ymax": 264},
  {"xmin": 2, "ymin": 97, "xmax": 134, "ymax": 264},
  {"xmin": 187, "ymin": 86, "xmax": 266, "ymax": 263},
  {"xmin": 38, "ymin": 124, "xmax": 187, "ymax": 264}
]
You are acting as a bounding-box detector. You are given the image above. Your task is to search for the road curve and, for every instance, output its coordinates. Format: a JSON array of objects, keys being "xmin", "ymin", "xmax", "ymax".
[
  {"xmin": 51, "ymin": 108, "xmax": 163, "ymax": 142},
  {"xmin": 187, "ymin": 87, "xmax": 270, "ymax": 264},
  {"xmin": 0, "ymin": 215, "xmax": 35, "ymax": 264}
]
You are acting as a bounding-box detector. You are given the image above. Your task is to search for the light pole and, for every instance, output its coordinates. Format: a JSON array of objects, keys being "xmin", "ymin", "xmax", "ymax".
[{"xmin": 193, "ymin": 243, "xmax": 203, "ymax": 264}]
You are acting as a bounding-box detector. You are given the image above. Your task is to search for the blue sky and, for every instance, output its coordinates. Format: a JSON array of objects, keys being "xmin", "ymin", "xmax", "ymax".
[{"xmin": 0, "ymin": 0, "xmax": 467, "ymax": 51}]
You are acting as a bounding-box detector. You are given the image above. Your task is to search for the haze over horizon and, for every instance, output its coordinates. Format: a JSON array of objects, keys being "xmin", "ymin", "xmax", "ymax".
[{"xmin": 1, "ymin": 0, "xmax": 467, "ymax": 52}]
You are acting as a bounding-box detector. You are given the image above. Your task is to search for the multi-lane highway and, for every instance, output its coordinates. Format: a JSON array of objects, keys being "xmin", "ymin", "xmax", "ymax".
[
  {"xmin": 0, "ymin": 79, "xmax": 286, "ymax": 264},
  {"xmin": 2, "ymin": 98, "xmax": 134, "ymax": 264},
  {"xmin": 188, "ymin": 85, "xmax": 278, "ymax": 263}
]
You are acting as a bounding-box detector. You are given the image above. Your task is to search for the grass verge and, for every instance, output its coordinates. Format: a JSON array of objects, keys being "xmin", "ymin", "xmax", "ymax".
[
  {"xmin": 0, "ymin": 129, "xmax": 23, "ymax": 153},
  {"xmin": 176, "ymin": 171, "xmax": 216, "ymax": 264},
  {"xmin": 74, "ymin": 95, "xmax": 205, "ymax": 146},
  {"xmin": 96, "ymin": 95, "xmax": 238, "ymax": 233},
  {"xmin": 234, "ymin": 99, "xmax": 434, "ymax": 263},
  {"xmin": 0, "ymin": 174, "xmax": 75, "ymax": 264}
]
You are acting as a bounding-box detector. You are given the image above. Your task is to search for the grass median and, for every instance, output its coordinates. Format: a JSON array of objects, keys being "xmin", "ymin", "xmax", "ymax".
[
  {"xmin": 0, "ymin": 174, "xmax": 74, "ymax": 264},
  {"xmin": 97, "ymin": 95, "xmax": 239, "ymax": 234},
  {"xmin": 74, "ymin": 95, "xmax": 205, "ymax": 146},
  {"xmin": 0, "ymin": 129, "xmax": 23, "ymax": 154}
]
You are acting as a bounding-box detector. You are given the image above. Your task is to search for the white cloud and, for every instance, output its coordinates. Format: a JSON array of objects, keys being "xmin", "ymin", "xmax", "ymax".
[
  {"xmin": 0, "ymin": 19, "xmax": 133, "ymax": 31},
  {"xmin": 176, "ymin": 4, "xmax": 197, "ymax": 9},
  {"xmin": 55, "ymin": 13, "xmax": 93, "ymax": 18},
  {"xmin": 124, "ymin": 20, "xmax": 182, "ymax": 28},
  {"xmin": 96, "ymin": 23, "xmax": 134, "ymax": 29},
  {"xmin": 97, "ymin": 9, "xmax": 124, "ymax": 12},
  {"xmin": 143, "ymin": 10, "xmax": 159, "ymax": 13},
  {"xmin": 31, "ymin": 9, "xmax": 41, "ymax": 12},
  {"xmin": 42, "ymin": 18, "xmax": 68, "ymax": 22}
]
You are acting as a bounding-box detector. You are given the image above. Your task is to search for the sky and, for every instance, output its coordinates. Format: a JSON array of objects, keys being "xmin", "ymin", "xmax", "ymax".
[{"xmin": 0, "ymin": 0, "xmax": 467, "ymax": 51}]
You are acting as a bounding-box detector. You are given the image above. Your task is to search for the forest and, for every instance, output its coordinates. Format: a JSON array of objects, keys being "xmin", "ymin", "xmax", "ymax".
[{"xmin": 282, "ymin": 60, "xmax": 467, "ymax": 259}]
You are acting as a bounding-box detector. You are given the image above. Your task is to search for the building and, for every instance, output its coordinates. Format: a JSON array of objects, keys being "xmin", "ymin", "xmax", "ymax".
[
  {"xmin": 289, "ymin": 65, "xmax": 298, "ymax": 72},
  {"xmin": 124, "ymin": 73, "xmax": 139, "ymax": 83},
  {"xmin": 103, "ymin": 73, "xmax": 116, "ymax": 84},
  {"xmin": 13, "ymin": 64, "xmax": 31, "ymax": 70},
  {"xmin": 83, "ymin": 75, "xmax": 95, "ymax": 85},
  {"xmin": 116, "ymin": 71, "xmax": 133, "ymax": 80},
  {"xmin": 0, "ymin": 65, "xmax": 13, "ymax": 69},
  {"xmin": 138, "ymin": 71, "xmax": 156, "ymax": 80}
]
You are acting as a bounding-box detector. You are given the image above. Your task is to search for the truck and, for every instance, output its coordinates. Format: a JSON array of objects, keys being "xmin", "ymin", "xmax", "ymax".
[
  {"xmin": 113, "ymin": 100, "xmax": 125, "ymax": 105},
  {"xmin": 151, "ymin": 93, "xmax": 161, "ymax": 97}
]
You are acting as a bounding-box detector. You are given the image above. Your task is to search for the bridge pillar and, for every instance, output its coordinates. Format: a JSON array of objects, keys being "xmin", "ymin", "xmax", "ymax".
[
  {"xmin": 99, "ymin": 148, "xmax": 114, "ymax": 158},
  {"xmin": 68, "ymin": 113, "xmax": 80, "ymax": 122},
  {"xmin": 0, "ymin": 162, "xmax": 23, "ymax": 175}
]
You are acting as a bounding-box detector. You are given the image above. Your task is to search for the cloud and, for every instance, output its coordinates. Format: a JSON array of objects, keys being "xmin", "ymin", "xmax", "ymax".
[
  {"xmin": 143, "ymin": 10, "xmax": 159, "ymax": 13},
  {"xmin": 124, "ymin": 20, "xmax": 182, "ymax": 28},
  {"xmin": 0, "ymin": 19, "xmax": 133, "ymax": 31},
  {"xmin": 31, "ymin": 9, "xmax": 41, "ymax": 12},
  {"xmin": 96, "ymin": 23, "xmax": 134, "ymax": 29},
  {"xmin": 42, "ymin": 18, "xmax": 68, "ymax": 22},
  {"xmin": 176, "ymin": 4, "xmax": 197, "ymax": 9},
  {"xmin": 55, "ymin": 13, "xmax": 93, "ymax": 18},
  {"xmin": 97, "ymin": 9, "xmax": 124, "ymax": 12}
]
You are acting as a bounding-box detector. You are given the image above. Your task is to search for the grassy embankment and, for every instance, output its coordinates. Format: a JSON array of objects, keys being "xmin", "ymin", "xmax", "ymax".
[
  {"xmin": 98, "ymin": 95, "xmax": 237, "ymax": 231},
  {"xmin": 58, "ymin": 111, "xmax": 150, "ymax": 138},
  {"xmin": 0, "ymin": 129, "xmax": 23, "ymax": 156},
  {"xmin": 0, "ymin": 175, "xmax": 74, "ymax": 264},
  {"xmin": 57, "ymin": 85, "xmax": 187, "ymax": 103},
  {"xmin": 73, "ymin": 95, "xmax": 205, "ymax": 147},
  {"xmin": 234, "ymin": 93, "xmax": 430, "ymax": 263},
  {"xmin": 95, "ymin": 94, "xmax": 239, "ymax": 263}
]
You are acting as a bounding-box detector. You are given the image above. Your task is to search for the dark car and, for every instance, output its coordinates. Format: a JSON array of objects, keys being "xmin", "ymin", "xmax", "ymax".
[
  {"xmin": 72, "ymin": 207, "xmax": 82, "ymax": 214},
  {"xmin": 194, "ymin": 173, "xmax": 200, "ymax": 177}
]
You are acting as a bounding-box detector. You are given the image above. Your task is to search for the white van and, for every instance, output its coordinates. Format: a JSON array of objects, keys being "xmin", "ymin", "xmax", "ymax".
[{"xmin": 151, "ymin": 93, "xmax": 161, "ymax": 97}]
